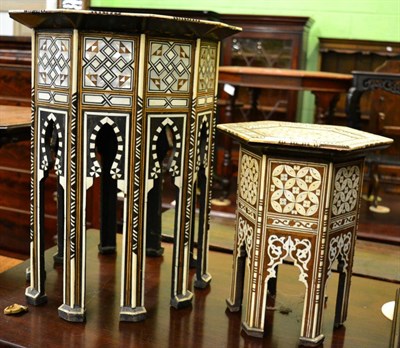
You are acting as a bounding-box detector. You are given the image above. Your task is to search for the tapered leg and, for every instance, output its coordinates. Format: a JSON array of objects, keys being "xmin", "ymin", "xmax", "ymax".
[
  {"xmin": 241, "ymin": 252, "xmax": 267, "ymax": 338},
  {"xmin": 26, "ymin": 178, "xmax": 48, "ymax": 306},
  {"xmin": 226, "ymin": 248, "xmax": 246, "ymax": 312},
  {"xmin": 299, "ymin": 269, "xmax": 326, "ymax": 346},
  {"xmin": 226, "ymin": 215, "xmax": 252, "ymax": 313},
  {"xmin": 119, "ymin": 188, "xmax": 147, "ymax": 322},
  {"xmin": 170, "ymin": 184, "xmax": 193, "ymax": 308},
  {"xmin": 193, "ymin": 166, "xmax": 212, "ymax": 288}
]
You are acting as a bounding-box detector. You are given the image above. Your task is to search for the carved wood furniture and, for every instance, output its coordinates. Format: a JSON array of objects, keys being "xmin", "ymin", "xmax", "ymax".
[
  {"xmin": 217, "ymin": 66, "xmax": 352, "ymax": 198},
  {"xmin": 218, "ymin": 14, "xmax": 313, "ymax": 122},
  {"xmin": 347, "ymin": 68, "xmax": 400, "ymax": 211},
  {"xmin": 217, "ymin": 121, "xmax": 392, "ymax": 346},
  {"xmin": 10, "ymin": 9, "xmax": 239, "ymax": 322},
  {"xmin": 319, "ymin": 38, "xmax": 400, "ymax": 128}
]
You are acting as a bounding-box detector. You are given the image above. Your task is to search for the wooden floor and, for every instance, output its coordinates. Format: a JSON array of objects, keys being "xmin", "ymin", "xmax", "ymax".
[{"xmin": 0, "ymin": 230, "xmax": 397, "ymax": 348}]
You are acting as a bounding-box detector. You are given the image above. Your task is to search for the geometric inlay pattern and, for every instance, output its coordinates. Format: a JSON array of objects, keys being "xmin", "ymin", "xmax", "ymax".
[
  {"xmin": 332, "ymin": 165, "xmax": 360, "ymax": 216},
  {"xmin": 39, "ymin": 113, "xmax": 64, "ymax": 176},
  {"xmin": 148, "ymin": 40, "xmax": 192, "ymax": 93},
  {"xmin": 88, "ymin": 117, "xmax": 125, "ymax": 179},
  {"xmin": 196, "ymin": 114, "xmax": 210, "ymax": 171},
  {"xmin": 327, "ymin": 231, "xmax": 352, "ymax": 278},
  {"xmin": 267, "ymin": 235, "xmax": 312, "ymax": 286},
  {"xmin": 270, "ymin": 163, "xmax": 322, "ymax": 217},
  {"xmin": 82, "ymin": 93, "xmax": 132, "ymax": 107},
  {"xmin": 239, "ymin": 153, "xmax": 259, "ymax": 206},
  {"xmin": 149, "ymin": 117, "xmax": 182, "ymax": 179},
  {"xmin": 236, "ymin": 216, "xmax": 254, "ymax": 263},
  {"xmin": 38, "ymin": 36, "xmax": 70, "ymax": 88},
  {"xmin": 82, "ymin": 36, "xmax": 135, "ymax": 90},
  {"xmin": 198, "ymin": 44, "xmax": 217, "ymax": 92}
]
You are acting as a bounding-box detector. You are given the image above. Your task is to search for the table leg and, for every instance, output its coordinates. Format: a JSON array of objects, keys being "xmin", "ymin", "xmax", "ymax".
[
  {"xmin": 193, "ymin": 117, "xmax": 213, "ymax": 288},
  {"xmin": 313, "ymin": 91, "xmax": 340, "ymax": 124},
  {"xmin": 248, "ymin": 87, "xmax": 261, "ymax": 121},
  {"xmin": 26, "ymin": 178, "xmax": 48, "ymax": 306},
  {"xmin": 298, "ymin": 264, "xmax": 326, "ymax": 346},
  {"xmin": 226, "ymin": 243, "xmax": 246, "ymax": 312}
]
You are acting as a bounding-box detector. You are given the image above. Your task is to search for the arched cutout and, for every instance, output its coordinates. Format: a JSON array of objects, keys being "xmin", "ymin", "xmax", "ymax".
[
  {"xmin": 91, "ymin": 123, "xmax": 119, "ymax": 254},
  {"xmin": 146, "ymin": 123, "xmax": 179, "ymax": 256},
  {"xmin": 190, "ymin": 118, "xmax": 211, "ymax": 288}
]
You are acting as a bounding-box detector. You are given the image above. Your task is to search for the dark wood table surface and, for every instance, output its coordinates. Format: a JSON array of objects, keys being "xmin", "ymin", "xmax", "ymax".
[
  {"xmin": 218, "ymin": 66, "xmax": 353, "ymax": 124},
  {"xmin": 0, "ymin": 105, "xmax": 31, "ymax": 146},
  {"xmin": 0, "ymin": 229, "xmax": 396, "ymax": 347}
]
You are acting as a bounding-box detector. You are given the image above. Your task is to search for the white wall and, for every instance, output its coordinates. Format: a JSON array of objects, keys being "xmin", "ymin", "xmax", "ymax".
[{"xmin": 0, "ymin": 0, "xmax": 47, "ymax": 36}]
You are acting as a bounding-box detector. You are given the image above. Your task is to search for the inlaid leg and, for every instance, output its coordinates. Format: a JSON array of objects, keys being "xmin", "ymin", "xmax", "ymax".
[
  {"xmin": 170, "ymin": 182, "xmax": 193, "ymax": 308},
  {"xmin": 58, "ymin": 188, "xmax": 86, "ymax": 322},
  {"xmin": 26, "ymin": 178, "xmax": 48, "ymax": 305},
  {"xmin": 193, "ymin": 165, "xmax": 211, "ymax": 288},
  {"xmin": 299, "ymin": 264, "xmax": 326, "ymax": 346},
  {"xmin": 58, "ymin": 108, "xmax": 87, "ymax": 322},
  {"xmin": 226, "ymin": 245, "xmax": 246, "ymax": 312},
  {"xmin": 119, "ymin": 190, "xmax": 147, "ymax": 322},
  {"xmin": 193, "ymin": 115, "xmax": 213, "ymax": 288},
  {"xmin": 26, "ymin": 118, "xmax": 57, "ymax": 305},
  {"xmin": 241, "ymin": 249, "xmax": 268, "ymax": 338}
]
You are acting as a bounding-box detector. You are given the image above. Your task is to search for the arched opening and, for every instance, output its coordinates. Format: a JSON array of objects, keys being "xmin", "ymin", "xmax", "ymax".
[
  {"xmin": 94, "ymin": 123, "xmax": 119, "ymax": 253},
  {"xmin": 36, "ymin": 117, "xmax": 66, "ymax": 266},
  {"xmin": 146, "ymin": 124, "xmax": 178, "ymax": 257}
]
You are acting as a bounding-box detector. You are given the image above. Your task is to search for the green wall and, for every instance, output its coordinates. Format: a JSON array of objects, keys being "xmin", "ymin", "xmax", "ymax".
[{"xmin": 91, "ymin": 0, "xmax": 400, "ymax": 121}]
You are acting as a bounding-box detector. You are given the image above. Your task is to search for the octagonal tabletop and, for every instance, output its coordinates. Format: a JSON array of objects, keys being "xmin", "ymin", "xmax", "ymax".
[
  {"xmin": 217, "ymin": 121, "xmax": 393, "ymax": 152},
  {"xmin": 9, "ymin": 10, "xmax": 241, "ymax": 41}
]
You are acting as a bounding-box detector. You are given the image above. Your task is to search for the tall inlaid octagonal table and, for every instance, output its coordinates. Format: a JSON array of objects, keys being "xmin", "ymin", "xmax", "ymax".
[
  {"xmin": 217, "ymin": 121, "xmax": 392, "ymax": 346},
  {"xmin": 10, "ymin": 10, "xmax": 240, "ymax": 322}
]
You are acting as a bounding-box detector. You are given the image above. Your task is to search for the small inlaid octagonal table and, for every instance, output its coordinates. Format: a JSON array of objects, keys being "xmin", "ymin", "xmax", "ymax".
[{"xmin": 217, "ymin": 121, "xmax": 392, "ymax": 346}]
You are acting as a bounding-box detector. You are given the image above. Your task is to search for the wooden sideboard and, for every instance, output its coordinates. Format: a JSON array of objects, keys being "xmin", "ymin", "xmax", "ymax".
[{"xmin": 319, "ymin": 38, "xmax": 400, "ymax": 128}]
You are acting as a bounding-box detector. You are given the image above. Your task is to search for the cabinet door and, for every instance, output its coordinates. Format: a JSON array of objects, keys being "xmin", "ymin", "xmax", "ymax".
[{"xmin": 222, "ymin": 31, "xmax": 303, "ymax": 122}]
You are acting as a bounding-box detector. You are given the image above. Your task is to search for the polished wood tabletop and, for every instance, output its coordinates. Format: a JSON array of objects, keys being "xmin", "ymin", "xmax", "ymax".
[
  {"xmin": 0, "ymin": 105, "xmax": 31, "ymax": 146},
  {"xmin": 0, "ymin": 230, "xmax": 396, "ymax": 347},
  {"xmin": 0, "ymin": 105, "xmax": 31, "ymax": 130},
  {"xmin": 218, "ymin": 66, "xmax": 352, "ymax": 93}
]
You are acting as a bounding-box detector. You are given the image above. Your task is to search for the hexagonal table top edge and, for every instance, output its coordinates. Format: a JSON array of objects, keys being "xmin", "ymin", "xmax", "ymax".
[{"xmin": 217, "ymin": 121, "xmax": 393, "ymax": 151}]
